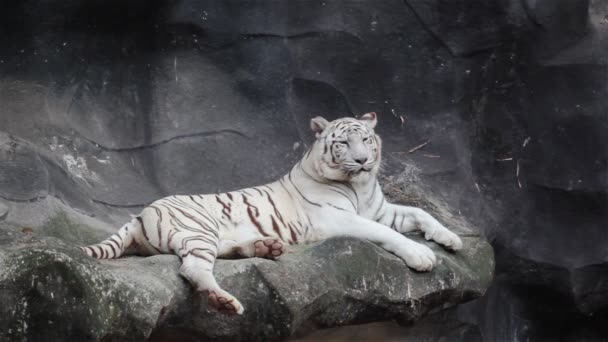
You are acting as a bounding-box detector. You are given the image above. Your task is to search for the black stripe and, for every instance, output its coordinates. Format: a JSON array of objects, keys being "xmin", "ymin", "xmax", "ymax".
[
  {"xmin": 170, "ymin": 204, "xmax": 220, "ymax": 240},
  {"xmin": 344, "ymin": 182, "xmax": 359, "ymax": 203},
  {"xmin": 271, "ymin": 216, "xmax": 284, "ymax": 239},
  {"xmin": 136, "ymin": 216, "xmax": 148, "ymax": 239},
  {"xmin": 181, "ymin": 234, "xmax": 218, "ymax": 250},
  {"xmin": 110, "ymin": 234, "xmax": 123, "ymax": 250},
  {"xmin": 165, "ymin": 207, "xmax": 213, "ymax": 236},
  {"xmin": 174, "ymin": 197, "xmax": 218, "ymax": 227},
  {"xmin": 305, "ymin": 147, "xmax": 313, "ymax": 159},
  {"xmin": 330, "ymin": 141, "xmax": 338, "ymax": 164},
  {"xmin": 302, "ymin": 212, "xmax": 313, "ymax": 235},
  {"xmin": 327, "ymin": 188, "xmax": 357, "ymax": 211},
  {"xmin": 278, "ymin": 178, "xmax": 299, "ymax": 206},
  {"xmin": 95, "ymin": 245, "xmax": 105, "ymax": 259},
  {"xmin": 298, "ymin": 162, "xmax": 357, "ymax": 209},
  {"xmin": 166, "ymin": 197, "xmax": 221, "ymax": 233},
  {"xmin": 327, "ymin": 204, "xmax": 349, "ymax": 211},
  {"xmin": 396, "ymin": 214, "xmax": 404, "ymax": 230},
  {"xmin": 215, "ymin": 195, "xmax": 232, "ymax": 220},
  {"xmin": 287, "ymin": 223, "xmax": 299, "ymax": 243},
  {"xmin": 88, "ymin": 247, "xmax": 98, "ymax": 258},
  {"xmin": 163, "ymin": 204, "xmax": 216, "ymax": 240},
  {"xmin": 184, "ymin": 196, "xmax": 222, "ymax": 228},
  {"xmin": 181, "ymin": 249, "xmax": 215, "ymax": 263},
  {"xmin": 167, "ymin": 230, "xmax": 177, "ymax": 253},
  {"xmin": 264, "ymin": 190, "xmax": 287, "ymax": 226},
  {"xmin": 298, "ymin": 162, "xmax": 325, "ymax": 183},
  {"xmin": 102, "ymin": 241, "xmax": 117, "ymax": 256},
  {"xmin": 137, "ymin": 216, "xmax": 163, "ymax": 253},
  {"xmin": 373, "ymin": 200, "xmax": 386, "ymax": 221},
  {"xmin": 242, "ymin": 194, "xmax": 270, "ymax": 236},
  {"xmin": 287, "ymin": 170, "xmax": 321, "ymax": 207},
  {"xmin": 366, "ymin": 181, "xmax": 378, "ymax": 206},
  {"xmin": 181, "ymin": 236, "xmax": 218, "ymax": 254},
  {"xmin": 145, "ymin": 205, "xmax": 164, "ymax": 246}
]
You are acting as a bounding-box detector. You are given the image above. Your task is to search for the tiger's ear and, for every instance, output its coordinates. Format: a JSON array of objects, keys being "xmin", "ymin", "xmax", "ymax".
[
  {"xmin": 359, "ymin": 112, "xmax": 377, "ymax": 129},
  {"xmin": 310, "ymin": 116, "xmax": 329, "ymax": 137}
]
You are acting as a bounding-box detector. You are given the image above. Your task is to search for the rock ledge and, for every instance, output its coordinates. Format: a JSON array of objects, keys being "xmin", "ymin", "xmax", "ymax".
[{"xmin": 0, "ymin": 222, "xmax": 493, "ymax": 342}]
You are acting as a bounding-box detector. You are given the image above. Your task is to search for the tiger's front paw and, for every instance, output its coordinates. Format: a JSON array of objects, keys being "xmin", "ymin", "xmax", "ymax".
[
  {"xmin": 425, "ymin": 225, "xmax": 463, "ymax": 251},
  {"xmin": 400, "ymin": 241, "xmax": 436, "ymax": 272}
]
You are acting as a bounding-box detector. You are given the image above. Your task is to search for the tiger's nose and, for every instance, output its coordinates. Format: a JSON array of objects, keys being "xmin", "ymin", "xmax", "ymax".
[{"xmin": 355, "ymin": 157, "xmax": 368, "ymax": 165}]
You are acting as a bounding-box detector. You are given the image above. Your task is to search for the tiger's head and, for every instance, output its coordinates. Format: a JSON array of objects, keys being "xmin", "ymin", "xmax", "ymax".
[{"xmin": 309, "ymin": 112, "xmax": 382, "ymax": 182}]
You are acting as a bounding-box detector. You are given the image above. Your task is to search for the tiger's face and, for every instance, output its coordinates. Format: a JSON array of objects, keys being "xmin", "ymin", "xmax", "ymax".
[{"xmin": 310, "ymin": 112, "xmax": 381, "ymax": 182}]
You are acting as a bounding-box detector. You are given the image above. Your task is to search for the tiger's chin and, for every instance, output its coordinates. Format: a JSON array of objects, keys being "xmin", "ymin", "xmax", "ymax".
[{"xmin": 348, "ymin": 169, "xmax": 376, "ymax": 183}]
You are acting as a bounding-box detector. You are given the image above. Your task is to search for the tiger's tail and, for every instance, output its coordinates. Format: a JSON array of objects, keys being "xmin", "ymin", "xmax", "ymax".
[{"xmin": 79, "ymin": 217, "xmax": 141, "ymax": 259}]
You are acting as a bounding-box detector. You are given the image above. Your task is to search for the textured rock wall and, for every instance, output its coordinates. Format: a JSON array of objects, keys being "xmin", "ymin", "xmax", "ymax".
[{"xmin": 0, "ymin": 0, "xmax": 606, "ymax": 340}]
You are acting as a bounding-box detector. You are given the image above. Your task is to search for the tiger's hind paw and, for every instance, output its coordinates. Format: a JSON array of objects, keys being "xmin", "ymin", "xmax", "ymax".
[
  {"xmin": 208, "ymin": 291, "xmax": 244, "ymax": 315},
  {"xmin": 254, "ymin": 238, "xmax": 285, "ymax": 259}
]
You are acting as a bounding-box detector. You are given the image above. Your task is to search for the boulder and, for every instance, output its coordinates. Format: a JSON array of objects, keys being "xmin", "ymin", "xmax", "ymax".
[{"xmin": 0, "ymin": 215, "xmax": 493, "ymax": 342}]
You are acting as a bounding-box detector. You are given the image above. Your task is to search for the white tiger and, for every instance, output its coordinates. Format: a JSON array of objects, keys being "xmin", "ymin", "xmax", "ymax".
[{"xmin": 81, "ymin": 112, "xmax": 463, "ymax": 315}]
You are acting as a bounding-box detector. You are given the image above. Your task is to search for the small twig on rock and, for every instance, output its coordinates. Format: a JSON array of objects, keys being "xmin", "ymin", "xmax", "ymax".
[
  {"xmin": 423, "ymin": 154, "xmax": 440, "ymax": 158},
  {"xmin": 516, "ymin": 159, "xmax": 522, "ymax": 188},
  {"xmin": 496, "ymin": 157, "xmax": 513, "ymax": 161},
  {"xmin": 407, "ymin": 140, "xmax": 430, "ymax": 154}
]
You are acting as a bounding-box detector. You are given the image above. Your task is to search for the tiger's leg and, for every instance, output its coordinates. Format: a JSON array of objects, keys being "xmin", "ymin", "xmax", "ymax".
[
  {"xmin": 379, "ymin": 204, "xmax": 463, "ymax": 250},
  {"xmin": 176, "ymin": 233, "xmax": 244, "ymax": 315},
  {"xmin": 219, "ymin": 238, "xmax": 286, "ymax": 259},
  {"xmin": 314, "ymin": 208, "xmax": 437, "ymax": 271}
]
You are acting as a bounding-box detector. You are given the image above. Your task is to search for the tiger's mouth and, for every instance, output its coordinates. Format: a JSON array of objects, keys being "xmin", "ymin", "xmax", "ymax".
[
  {"xmin": 327, "ymin": 161, "xmax": 373, "ymax": 176},
  {"xmin": 343, "ymin": 166, "xmax": 372, "ymax": 176}
]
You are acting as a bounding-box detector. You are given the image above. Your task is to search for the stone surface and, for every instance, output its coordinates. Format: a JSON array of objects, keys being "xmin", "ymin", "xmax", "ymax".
[
  {"xmin": 0, "ymin": 201, "xmax": 7, "ymax": 220},
  {"xmin": 291, "ymin": 308, "xmax": 483, "ymax": 342},
  {"xmin": 0, "ymin": 0, "xmax": 606, "ymax": 340},
  {"xmin": 572, "ymin": 263, "xmax": 608, "ymax": 316},
  {"xmin": 0, "ymin": 216, "xmax": 492, "ymax": 342}
]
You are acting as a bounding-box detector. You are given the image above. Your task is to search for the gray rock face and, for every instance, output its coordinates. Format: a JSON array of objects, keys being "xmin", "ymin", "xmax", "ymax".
[
  {"xmin": 0, "ymin": 201, "xmax": 7, "ymax": 220},
  {"xmin": 0, "ymin": 0, "xmax": 606, "ymax": 340},
  {"xmin": 0, "ymin": 218, "xmax": 492, "ymax": 342}
]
